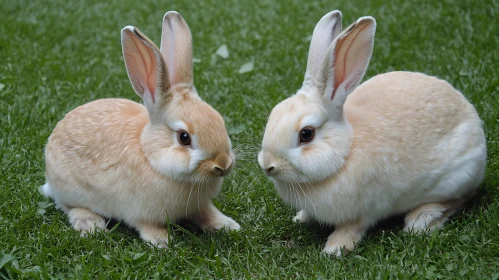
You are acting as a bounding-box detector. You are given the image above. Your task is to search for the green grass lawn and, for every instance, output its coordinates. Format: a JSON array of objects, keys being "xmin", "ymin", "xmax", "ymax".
[{"xmin": 1, "ymin": 0, "xmax": 498, "ymax": 278}]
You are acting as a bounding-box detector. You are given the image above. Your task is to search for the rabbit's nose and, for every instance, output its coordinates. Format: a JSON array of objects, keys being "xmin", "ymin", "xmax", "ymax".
[
  {"xmin": 258, "ymin": 151, "xmax": 278, "ymax": 176},
  {"xmin": 212, "ymin": 153, "xmax": 233, "ymax": 177},
  {"xmin": 213, "ymin": 166, "xmax": 224, "ymax": 176},
  {"xmin": 266, "ymin": 166, "xmax": 275, "ymax": 175},
  {"xmin": 212, "ymin": 164, "xmax": 232, "ymax": 177}
]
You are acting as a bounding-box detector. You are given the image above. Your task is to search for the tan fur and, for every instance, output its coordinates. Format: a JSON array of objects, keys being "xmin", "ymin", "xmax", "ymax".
[
  {"xmin": 45, "ymin": 98, "xmax": 227, "ymax": 223},
  {"xmin": 43, "ymin": 12, "xmax": 240, "ymax": 247}
]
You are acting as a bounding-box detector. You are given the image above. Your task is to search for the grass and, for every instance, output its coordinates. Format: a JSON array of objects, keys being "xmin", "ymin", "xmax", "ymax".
[{"xmin": 1, "ymin": 0, "xmax": 498, "ymax": 278}]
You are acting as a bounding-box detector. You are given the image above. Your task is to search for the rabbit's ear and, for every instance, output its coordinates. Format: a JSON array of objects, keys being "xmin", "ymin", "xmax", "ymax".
[
  {"xmin": 303, "ymin": 10, "xmax": 342, "ymax": 89},
  {"xmin": 322, "ymin": 16, "xmax": 376, "ymax": 112},
  {"xmin": 121, "ymin": 26, "xmax": 170, "ymax": 110},
  {"xmin": 160, "ymin": 11, "xmax": 193, "ymax": 87}
]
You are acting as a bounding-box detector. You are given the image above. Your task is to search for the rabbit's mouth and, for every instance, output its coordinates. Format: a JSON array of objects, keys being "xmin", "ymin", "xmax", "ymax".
[{"xmin": 267, "ymin": 170, "xmax": 311, "ymax": 185}]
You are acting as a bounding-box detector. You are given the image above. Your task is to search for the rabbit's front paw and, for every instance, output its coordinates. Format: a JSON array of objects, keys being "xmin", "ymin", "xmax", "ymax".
[
  {"xmin": 323, "ymin": 221, "xmax": 367, "ymax": 257},
  {"xmin": 193, "ymin": 204, "xmax": 241, "ymax": 231},
  {"xmin": 137, "ymin": 224, "xmax": 170, "ymax": 248},
  {"xmin": 323, "ymin": 242, "xmax": 352, "ymax": 257},
  {"xmin": 211, "ymin": 215, "xmax": 241, "ymax": 231},
  {"xmin": 68, "ymin": 207, "xmax": 106, "ymax": 236},
  {"xmin": 292, "ymin": 210, "xmax": 311, "ymax": 223}
]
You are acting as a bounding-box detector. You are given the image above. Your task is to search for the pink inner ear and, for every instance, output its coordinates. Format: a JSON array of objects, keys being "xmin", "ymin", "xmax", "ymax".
[
  {"xmin": 331, "ymin": 24, "xmax": 368, "ymax": 100},
  {"xmin": 130, "ymin": 35, "xmax": 157, "ymax": 103},
  {"xmin": 331, "ymin": 45, "xmax": 345, "ymax": 100}
]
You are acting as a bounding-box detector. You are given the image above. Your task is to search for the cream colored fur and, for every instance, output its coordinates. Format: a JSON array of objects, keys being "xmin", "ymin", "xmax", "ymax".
[{"xmin": 259, "ymin": 12, "xmax": 486, "ymax": 256}]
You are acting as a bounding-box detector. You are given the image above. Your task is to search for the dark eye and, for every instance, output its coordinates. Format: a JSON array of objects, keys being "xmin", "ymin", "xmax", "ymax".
[
  {"xmin": 299, "ymin": 127, "xmax": 315, "ymax": 144},
  {"xmin": 178, "ymin": 130, "xmax": 191, "ymax": 146}
]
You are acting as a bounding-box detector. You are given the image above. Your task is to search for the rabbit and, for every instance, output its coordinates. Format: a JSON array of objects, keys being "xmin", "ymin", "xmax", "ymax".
[
  {"xmin": 258, "ymin": 10, "xmax": 486, "ymax": 256},
  {"xmin": 43, "ymin": 11, "xmax": 240, "ymax": 248}
]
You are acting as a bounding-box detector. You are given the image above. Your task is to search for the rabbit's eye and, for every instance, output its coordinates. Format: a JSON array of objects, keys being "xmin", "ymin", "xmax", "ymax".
[
  {"xmin": 178, "ymin": 130, "xmax": 191, "ymax": 146},
  {"xmin": 299, "ymin": 127, "xmax": 315, "ymax": 144}
]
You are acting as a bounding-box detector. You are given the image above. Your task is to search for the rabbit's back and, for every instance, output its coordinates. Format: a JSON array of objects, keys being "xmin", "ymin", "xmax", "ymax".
[
  {"xmin": 45, "ymin": 99, "xmax": 153, "ymax": 211},
  {"xmin": 346, "ymin": 71, "xmax": 483, "ymax": 159},
  {"xmin": 46, "ymin": 98, "xmax": 149, "ymax": 178},
  {"xmin": 342, "ymin": 71, "xmax": 485, "ymax": 212}
]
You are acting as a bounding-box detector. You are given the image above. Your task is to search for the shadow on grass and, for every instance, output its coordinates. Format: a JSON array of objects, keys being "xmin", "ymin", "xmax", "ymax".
[{"xmin": 102, "ymin": 217, "xmax": 217, "ymax": 246}]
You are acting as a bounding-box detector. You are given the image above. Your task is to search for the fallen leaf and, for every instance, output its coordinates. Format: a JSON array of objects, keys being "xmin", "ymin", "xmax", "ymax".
[
  {"xmin": 215, "ymin": 45, "xmax": 229, "ymax": 59},
  {"xmin": 238, "ymin": 62, "xmax": 254, "ymax": 74}
]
